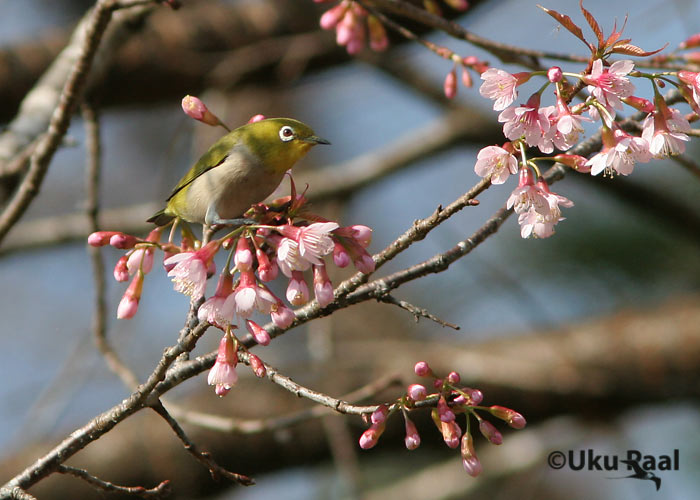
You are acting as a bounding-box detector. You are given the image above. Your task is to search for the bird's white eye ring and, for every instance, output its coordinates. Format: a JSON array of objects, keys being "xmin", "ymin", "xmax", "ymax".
[{"xmin": 279, "ymin": 126, "xmax": 295, "ymax": 142}]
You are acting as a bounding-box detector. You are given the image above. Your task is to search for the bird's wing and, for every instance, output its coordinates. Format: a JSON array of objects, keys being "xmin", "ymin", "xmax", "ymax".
[
  {"xmin": 621, "ymin": 460, "xmax": 645, "ymax": 476},
  {"xmin": 165, "ymin": 131, "xmax": 237, "ymax": 202}
]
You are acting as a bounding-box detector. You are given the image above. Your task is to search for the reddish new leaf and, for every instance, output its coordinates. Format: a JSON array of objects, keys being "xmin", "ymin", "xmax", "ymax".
[
  {"xmin": 537, "ymin": 4, "xmax": 592, "ymax": 51},
  {"xmin": 579, "ymin": 0, "xmax": 603, "ymax": 49},
  {"xmin": 604, "ymin": 16, "xmax": 628, "ymax": 49},
  {"xmin": 611, "ymin": 42, "xmax": 668, "ymax": 57}
]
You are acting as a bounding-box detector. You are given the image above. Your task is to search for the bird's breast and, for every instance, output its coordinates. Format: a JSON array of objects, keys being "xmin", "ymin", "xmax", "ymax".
[{"xmin": 182, "ymin": 148, "xmax": 285, "ymax": 223}]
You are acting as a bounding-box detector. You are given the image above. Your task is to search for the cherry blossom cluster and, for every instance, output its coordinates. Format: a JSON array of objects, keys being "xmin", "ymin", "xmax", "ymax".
[
  {"xmin": 316, "ymin": 0, "xmax": 471, "ymax": 56},
  {"xmin": 89, "ymin": 97, "xmax": 375, "ymax": 396},
  {"xmin": 316, "ymin": 0, "xmax": 389, "ymax": 54},
  {"xmin": 89, "ymin": 189, "xmax": 374, "ymax": 394},
  {"xmin": 358, "ymin": 361, "xmax": 526, "ymax": 477},
  {"xmin": 472, "ymin": 5, "xmax": 699, "ymax": 239}
]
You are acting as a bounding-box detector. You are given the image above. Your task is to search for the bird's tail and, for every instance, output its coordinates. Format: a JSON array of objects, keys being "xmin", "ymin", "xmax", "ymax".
[{"xmin": 147, "ymin": 209, "xmax": 175, "ymax": 226}]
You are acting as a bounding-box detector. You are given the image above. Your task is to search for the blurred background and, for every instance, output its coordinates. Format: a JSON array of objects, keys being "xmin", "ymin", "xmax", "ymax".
[{"xmin": 0, "ymin": 0, "xmax": 699, "ymax": 498}]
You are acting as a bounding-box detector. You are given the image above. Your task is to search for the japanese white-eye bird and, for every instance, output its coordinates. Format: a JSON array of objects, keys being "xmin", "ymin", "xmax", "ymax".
[{"xmin": 148, "ymin": 118, "xmax": 330, "ymax": 226}]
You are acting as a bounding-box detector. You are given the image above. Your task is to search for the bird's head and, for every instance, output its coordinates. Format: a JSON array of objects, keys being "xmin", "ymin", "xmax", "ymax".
[{"xmin": 243, "ymin": 118, "xmax": 330, "ymax": 173}]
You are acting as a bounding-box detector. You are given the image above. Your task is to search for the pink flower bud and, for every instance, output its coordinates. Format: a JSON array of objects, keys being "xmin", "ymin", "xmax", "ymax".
[
  {"xmin": 117, "ymin": 272, "xmax": 144, "ymax": 319},
  {"xmin": 247, "ymin": 114, "xmax": 266, "ymax": 123},
  {"xmin": 333, "ymin": 242, "xmax": 351, "ymax": 267},
  {"xmin": 245, "ymin": 320, "xmax": 270, "ymax": 346},
  {"xmin": 286, "ymin": 271, "xmax": 309, "ymax": 306},
  {"xmin": 353, "ymin": 250, "xmax": 375, "ymax": 274},
  {"xmin": 407, "ymin": 384, "xmax": 427, "ymax": 401},
  {"xmin": 433, "ymin": 378, "xmax": 443, "ymax": 389},
  {"xmin": 547, "ymin": 66, "xmax": 563, "ymax": 83},
  {"xmin": 444, "ymin": 67, "xmax": 458, "ymax": 99},
  {"xmin": 445, "ymin": 0, "xmax": 469, "ymax": 10},
  {"xmin": 414, "ymin": 361, "xmax": 431, "ymax": 377},
  {"xmin": 254, "ymin": 248, "xmax": 273, "ymax": 281},
  {"xmin": 489, "ymin": 405, "xmax": 526, "ymax": 429},
  {"xmin": 359, "ymin": 423, "xmax": 385, "ymax": 450},
  {"xmin": 463, "ymin": 387, "xmax": 483, "ymax": 405},
  {"xmin": 446, "ymin": 371, "xmax": 461, "ymax": 384},
  {"xmin": 313, "ymin": 265, "xmax": 334, "ymax": 308},
  {"xmin": 478, "ymin": 419, "xmax": 503, "ymax": 445},
  {"xmin": 271, "ymin": 303, "xmax": 295, "ymax": 329},
  {"xmin": 461, "ymin": 66, "xmax": 473, "ymax": 88},
  {"xmin": 249, "ymin": 354, "xmax": 266, "ymax": 378},
  {"xmin": 127, "ymin": 247, "xmax": 154, "ymax": 275},
  {"xmin": 438, "ymin": 396, "xmax": 455, "ymax": 423},
  {"xmin": 349, "ymin": 225, "xmax": 372, "ymax": 248},
  {"xmin": 404, "ymin": 417, "xmax": 421, "ymax": 450},
  {"xmin": 320, "ymin": 3, "xmax": 348, "ymax": 30},
  {"xmin": 109, "ymin": 233, "xmax": 138, "ymax": 249},
  {"xmin": 367, "ymin": 15, "xmax": 388, "ymax": 52},
  {"xmin": 88, "ymin": 231, "xmax": 119, "ymax": 247},
  {"xmin": 113, "ymin": 255, "xmax": 129, "ymax": 282},
  {"xmin": 181, "ymin": 95, "xmax": 220, "ymax": 126},
  {"xmin": 680, "ymin": 33, "xmax": 700, "ymax": 49},
  {"xmin": 441, "ymin": 421, "xmax": 462, "ymax": 448},
  {"xmin": 234, "ymin": 237, "xmax": 253, "ymax": 272},
  {"xmin": 552, "ymin": 154, "xmax": 591, "ymax": 172},
  {"xmin": 461, "ymin": 433, "xmax": 482, "ymax": 477},
  {"xmin": 371, "ymin": 405, "xmax": 389, "ymax": 424}
]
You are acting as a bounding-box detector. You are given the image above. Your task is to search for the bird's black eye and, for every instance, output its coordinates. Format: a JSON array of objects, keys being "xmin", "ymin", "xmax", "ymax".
[{"xmin": 279, "ymin": 126, "xmax": 295, "ymax": 142}]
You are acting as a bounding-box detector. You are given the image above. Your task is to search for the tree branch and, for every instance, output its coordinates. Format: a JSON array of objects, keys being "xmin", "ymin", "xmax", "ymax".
[
  {"xmin": 149, "ymin": 401, "xmax": 254, "ymax": 486},
  {"xmin": 56, "ymin": 465, "xmax": 170, "ymax": 498}
]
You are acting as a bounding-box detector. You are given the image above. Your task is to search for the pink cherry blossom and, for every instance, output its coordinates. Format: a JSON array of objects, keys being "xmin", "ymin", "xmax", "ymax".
[
  {"xmin": 586, "ymin": 127, "xmax": 650, "ymax": 176},
  {"xmin": 517, "ymin": 179, "xmax": 573, "ymax": 239},
  {"xmin": 678, "ymin": 70, "xmax": 700, "ymax": 108},
  {"xmin": 164, "ymin": 241, "xmax": 219, "ymax": 298},
  {"xmin": 197, "ymin": 271, "xmax": 234, "ymax": 329},
  {"xmin": 479, "ymin": 68, "xmax": 530, "ymax": 111},
  {"xmin": 641, "ymin": 106, "xmax": 691, "ymax": 157},
  {"xmin": 207, "ymin": 334, "xmax": 238, "ymax": 396},
  {"xmin": 297, "ymin": 222, "xmax": 340, "ymax": 264},
  {"xmin": 551, "ymin": 96, "xmax": 592, "ymax": 150},
  {"xmin": 498, "ymin": 94, "xmax": 552, "ymax": 152},
  {"xmin": 506, "ymin": 168, "xmax": 549, "ymax": 216},
  {"xmin": 584, "ymin": 59, "xmax": 635, "ymax": 115},
  {"xmin": 226, "ymin": 270, "xmax": 276, "ymax": 318},
  {"xmin": 474, "ymin": 145, "xmax": 518, "ymax": 184}
]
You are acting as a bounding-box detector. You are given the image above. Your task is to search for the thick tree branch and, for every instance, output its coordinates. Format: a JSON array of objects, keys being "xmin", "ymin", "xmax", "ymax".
[{"xmin": 0, "ymin": 0, "xmax": 155, "ymax": 247}]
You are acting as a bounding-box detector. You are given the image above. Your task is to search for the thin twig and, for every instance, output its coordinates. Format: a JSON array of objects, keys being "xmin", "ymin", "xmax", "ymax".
[
  {"xmin": 149, "ymin": 401, "xmax": 255, "ymax": 486},
  {"xmin": 82, "ymin": 102, "xmax": 141, "ymax": 390},
  {"xmin": 378, "ymin": 294, "xmax": 460, "ymax": 330},
  {"xmin": 56, "ymin": 465, "xmax": 170, "ymax": 498},
  {"xmin": 2, "ymin": 320, "xmax": 210, "ymax": 493},
  {"xmin": 171, "ymin": 372, "xmax": 402, "ymax": 433}
]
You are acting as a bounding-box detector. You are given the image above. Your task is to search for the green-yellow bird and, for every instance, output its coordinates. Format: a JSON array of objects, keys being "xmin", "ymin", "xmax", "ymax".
[{"xmin": 148, "ymin": 118, "xmax": 329, "ymax": 226}]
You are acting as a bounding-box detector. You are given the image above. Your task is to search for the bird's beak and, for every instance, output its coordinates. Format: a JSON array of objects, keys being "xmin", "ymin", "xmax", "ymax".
[{"xmin": 304, "ymin": 135, "xmax": 331, "ymax": 145}]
